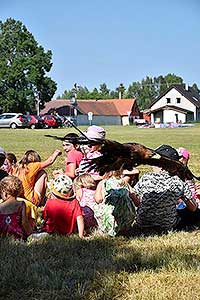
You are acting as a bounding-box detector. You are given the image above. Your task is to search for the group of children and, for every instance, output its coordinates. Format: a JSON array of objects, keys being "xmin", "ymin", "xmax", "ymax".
[
  {"xmin": 0, "ymin": 125, "xmax": 200, "ymax": 241},
  {"xmin": 0, "ymin": 125, "xmax": 132, "ymax": 240}
]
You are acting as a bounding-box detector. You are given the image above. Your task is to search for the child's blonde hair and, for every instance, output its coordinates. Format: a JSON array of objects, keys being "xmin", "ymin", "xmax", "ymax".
[
  {"xmin": 104, "ymin": 170, "xmax": 123, "ymax": 179},
  {"xmin": 104, "ymin": 169, "xmax": 127, "ymax": 186},
  {"xmin": 0, "ymin": 175, "xmax": 24, "ymax": 197},
  {"xmin": 15, "ymin": 150, "xmax": 41, "ymax": 177},
  {"xmin": 73, "ymin": 173, "xmax": 96, "ymax": 191},
  {"xmin": 19, "ymin": 150, "xmax": 41, "ymax": 167}
]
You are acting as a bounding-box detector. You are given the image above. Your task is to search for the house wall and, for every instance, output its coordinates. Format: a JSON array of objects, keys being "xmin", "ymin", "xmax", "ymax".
[
  {"xmin": 122, "ymin": 116, "xmax": 130, "ymax": 126},
  {"xmin": 197, "ymin": 108, "xmax": 200, "ymax": 120},
  {"xmin": 77, "ymin": 115, "xmax": 122, "ymax": 125},
  {"xmin": 151, "ymin": 110, "xmax": 186, "ymax": 123},
  {"xmin": 163, "ymin": 110, "xmax": 186, "ymax": 123},
  {"xmin": 151, "ymin": 88, "xmax": 196, "ymax": 116}
]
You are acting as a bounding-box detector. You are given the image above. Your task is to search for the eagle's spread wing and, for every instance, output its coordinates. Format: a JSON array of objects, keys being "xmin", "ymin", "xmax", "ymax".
[
  {"xmin": 87, "ymin": 140, "xmax": 154, "ymax": 173},
  {"xmin": 45, "ymin": 134, "xmax": 200, "ymax": 181},
  {"xmin": 83, "ymin": 139, "xmax": 200, "ymax": 181}
]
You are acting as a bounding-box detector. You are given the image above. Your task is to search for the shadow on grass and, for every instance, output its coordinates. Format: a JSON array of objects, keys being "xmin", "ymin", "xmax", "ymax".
[{"xmin": 1, "ymin": 233, "xmax": 200, "ymax": 300}]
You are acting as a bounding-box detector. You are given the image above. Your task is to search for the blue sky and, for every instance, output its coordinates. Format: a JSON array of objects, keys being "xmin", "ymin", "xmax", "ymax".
[{"xmin": 1, "ymin": 0, "xmax": 200, "ymax": 97}]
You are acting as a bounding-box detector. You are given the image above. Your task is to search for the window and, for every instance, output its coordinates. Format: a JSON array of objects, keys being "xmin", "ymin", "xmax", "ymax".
[
  {"xmin": 166, "ymin": 98, "xmax": 171, "ymax": 104},
  {"xmin": 4, "ymin": 115, "xmax": 13, "ymax": 119},
  {"xmin": 176, "ymin": 98, "xmax": 181, "ymax": 104}
]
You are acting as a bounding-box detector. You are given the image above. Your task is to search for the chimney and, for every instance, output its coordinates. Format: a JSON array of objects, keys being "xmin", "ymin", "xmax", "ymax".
[{"xmin": 185, "ymin": 83, "xmax": 188, "ymax": 90}]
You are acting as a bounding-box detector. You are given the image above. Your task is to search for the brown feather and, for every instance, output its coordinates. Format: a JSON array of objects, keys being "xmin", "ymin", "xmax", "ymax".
[{"xmin": 84, "ymin": 139, "xmax": 200, "ymax": 181}]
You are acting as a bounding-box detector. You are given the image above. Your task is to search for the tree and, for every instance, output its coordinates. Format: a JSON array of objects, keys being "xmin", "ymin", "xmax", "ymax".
[
  {"xmin": 62, "ymin": 89, "xmax": 73, "ymax": 99},
  {"xmin": 0, "ymin": 18, "xmax": 57, "ymax": 114},
  {"xmin": 77, "ymin": 86, "xmax": 90, "ymax": 99},
  {"xmin": 192, "ymin": 83, "xmax": 200, "ymax": 95},
  {"xmin": 126, "ymin": 74, "xmax": 185, "ymax": 110},
  {"xmin": 109, "ymin": 90, "xmax": 119, "ymax": 98},
  {"xmin": 89, "ymin": 88, "xmax": 101, "ymax": 99},
  {"xmin": 99, "ymin": 83, "xmax": 110, "ymax": 99}
]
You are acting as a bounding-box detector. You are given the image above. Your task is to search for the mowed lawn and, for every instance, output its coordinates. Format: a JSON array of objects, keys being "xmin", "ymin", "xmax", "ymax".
[{"xmin": 1, "ymin": 125, "xmax": 200, "ymax": 300}]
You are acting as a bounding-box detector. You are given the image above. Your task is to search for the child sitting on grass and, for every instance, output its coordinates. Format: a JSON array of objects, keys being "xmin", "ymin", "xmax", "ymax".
[
  {"xmin": 73, "ymin": 173, "xmax": 97, "ymax": 232},
  {"xmin": 94, "ymin": 170, "xmax": 138, "ymax": 236},
  {"xmin": 14, "ymin": 149, "xmax": 62, "ymax": 206},
  {"xmin": 2, "ymin": 152, "xmax": 17, "ymax": 175},
  {"xmin": 42, "ymin": 174, "xmax": 84, "ymax": 238},
  {"xmin": 0, "ymin": 175, "xmax": 35, "ymax": 240}
]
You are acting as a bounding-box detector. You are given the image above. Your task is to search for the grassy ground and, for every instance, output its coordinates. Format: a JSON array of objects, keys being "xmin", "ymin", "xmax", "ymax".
[{"xmin": 1, "ymin": 125, "xmax": 200, "ymax": 300}]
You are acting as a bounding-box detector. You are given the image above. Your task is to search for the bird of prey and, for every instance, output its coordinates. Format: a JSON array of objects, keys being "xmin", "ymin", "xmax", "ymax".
[
  {"xmin": 45, "ymin": 133, "xmax": 199, "ymax": 181},
  {"xmin": 79, "ymin": 139, "xmax": 200, "ymax": 181}
]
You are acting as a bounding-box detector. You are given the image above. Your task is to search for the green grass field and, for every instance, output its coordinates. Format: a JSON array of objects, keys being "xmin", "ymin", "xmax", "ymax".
[{"xmin": 1, "ymin": 125, "xmax": 200, "ymax": 300}]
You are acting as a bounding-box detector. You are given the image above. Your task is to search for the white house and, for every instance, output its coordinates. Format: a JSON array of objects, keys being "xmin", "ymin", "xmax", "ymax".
[{"xmin": 149, "ymin": 85, "xmax": 200, "ymax": 123}]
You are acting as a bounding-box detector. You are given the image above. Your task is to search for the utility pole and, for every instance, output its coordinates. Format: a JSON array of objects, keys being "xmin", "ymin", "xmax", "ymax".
[
  {"xmin": 35, "ymin": 92, "xmax": 40, "ymax": 116},
  {"xmin": 118, "ymin": 83, "xmax": 125, "ymax": 99},
  {"xmin": 70, "ymin": 83, "xmax": 79, "ymax": 125}
]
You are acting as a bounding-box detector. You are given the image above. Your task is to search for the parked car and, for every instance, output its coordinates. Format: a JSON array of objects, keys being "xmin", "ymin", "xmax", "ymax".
[
  {"xmin": 27, "ymin": 115, "xmax": 45, "ymax": 129},
  {"xmin": 0, "ymin": 113, "xmax": 29, "ymax": 128},
  {"xmin": 41, "ymin": 115, "xmax": 62, "ymax": 128}
]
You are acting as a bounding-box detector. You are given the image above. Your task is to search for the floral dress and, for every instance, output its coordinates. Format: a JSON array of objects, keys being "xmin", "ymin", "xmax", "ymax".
[{"xmin": 93, "ymin": 176, "xmax": 136, "ymax": 236}]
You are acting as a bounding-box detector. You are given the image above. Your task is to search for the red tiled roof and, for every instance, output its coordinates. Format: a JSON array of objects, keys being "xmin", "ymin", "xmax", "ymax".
[
  {"xmin": 41, "ymin": 99, "xmax": 70, "ymax": 114},
  {"xmin": 41, "ymin": 98, "xmax": 137, "ymax": 116}
]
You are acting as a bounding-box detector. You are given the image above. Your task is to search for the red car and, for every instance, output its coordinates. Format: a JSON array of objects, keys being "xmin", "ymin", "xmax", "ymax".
[
  {"xmin": 41, "ymin": 115, "xmax": 62, "ymax": 128},
  {"xmin": 27, "ymin": 115, "xmax": 45, "ymax": 129}
]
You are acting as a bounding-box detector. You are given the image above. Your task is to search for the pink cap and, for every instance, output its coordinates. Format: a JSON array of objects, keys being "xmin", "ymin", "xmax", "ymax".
[
  {"xmin": 86, "ymin": 125, "xmax": 106, "ymax": 139},
  {"xmin": 177, "ymin": 147, "xmax": 190, "ymax": 160}
]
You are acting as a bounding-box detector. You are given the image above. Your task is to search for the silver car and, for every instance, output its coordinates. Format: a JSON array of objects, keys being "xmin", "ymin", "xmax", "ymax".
[{"xmin": 0, "ymin": 113, "xmax": 29, "ymax": 128}]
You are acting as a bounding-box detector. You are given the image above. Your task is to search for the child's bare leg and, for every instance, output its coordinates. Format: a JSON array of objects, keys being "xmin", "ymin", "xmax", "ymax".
[{"xmin": 34, "ymin": 170, "xmax": 47, "ymax": 205}]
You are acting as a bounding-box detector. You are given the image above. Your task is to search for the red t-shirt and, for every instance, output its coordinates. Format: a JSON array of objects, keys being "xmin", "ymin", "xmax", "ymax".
[
  {"xmin": 65, "ymin": 149, "xmax": 83, "ymax": 174},
  {"xmin": 43, "ymin": 196, "xmax": 83, "ymax": 235}
]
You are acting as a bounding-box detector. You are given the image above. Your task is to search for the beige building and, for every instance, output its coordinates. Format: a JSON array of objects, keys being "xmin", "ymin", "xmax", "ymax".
[{"xmin": 40, "ymin": 98, "xmax": 140, "ymax": 126}]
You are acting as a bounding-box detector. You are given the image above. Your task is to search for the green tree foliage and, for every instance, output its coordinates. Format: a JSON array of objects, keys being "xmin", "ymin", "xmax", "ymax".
[
  {"xmin": 192, "ymin": 83, "xmax": 200, "ymax": 95},
  {"xmin": 77, "ymin": 86, "xmax": 90, "ymax": 99},
  {"xmin": 0, "ymin": 18, "xmax": 57, "ymax": 113},
  {"xmin": 99, "ymin": 83, "xmax": 110, "ymax": 99},
  {"xmin": 89, "ymin": 87, "xmax": 101, "ymax": 99},
  {"xmin": 110, "ymin": 90, "xmax": 119, "ymax": 98},
  {"xmin": 60, "ymin": 74, "xmax": 198, "ymax": 110},
  {"xmin": 61, "ymin": 89, "xmax": 73, "ymax": 99},
  {"xmin": 126, "ymin": 74, "xmax": 184, "ymax": 110}
]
